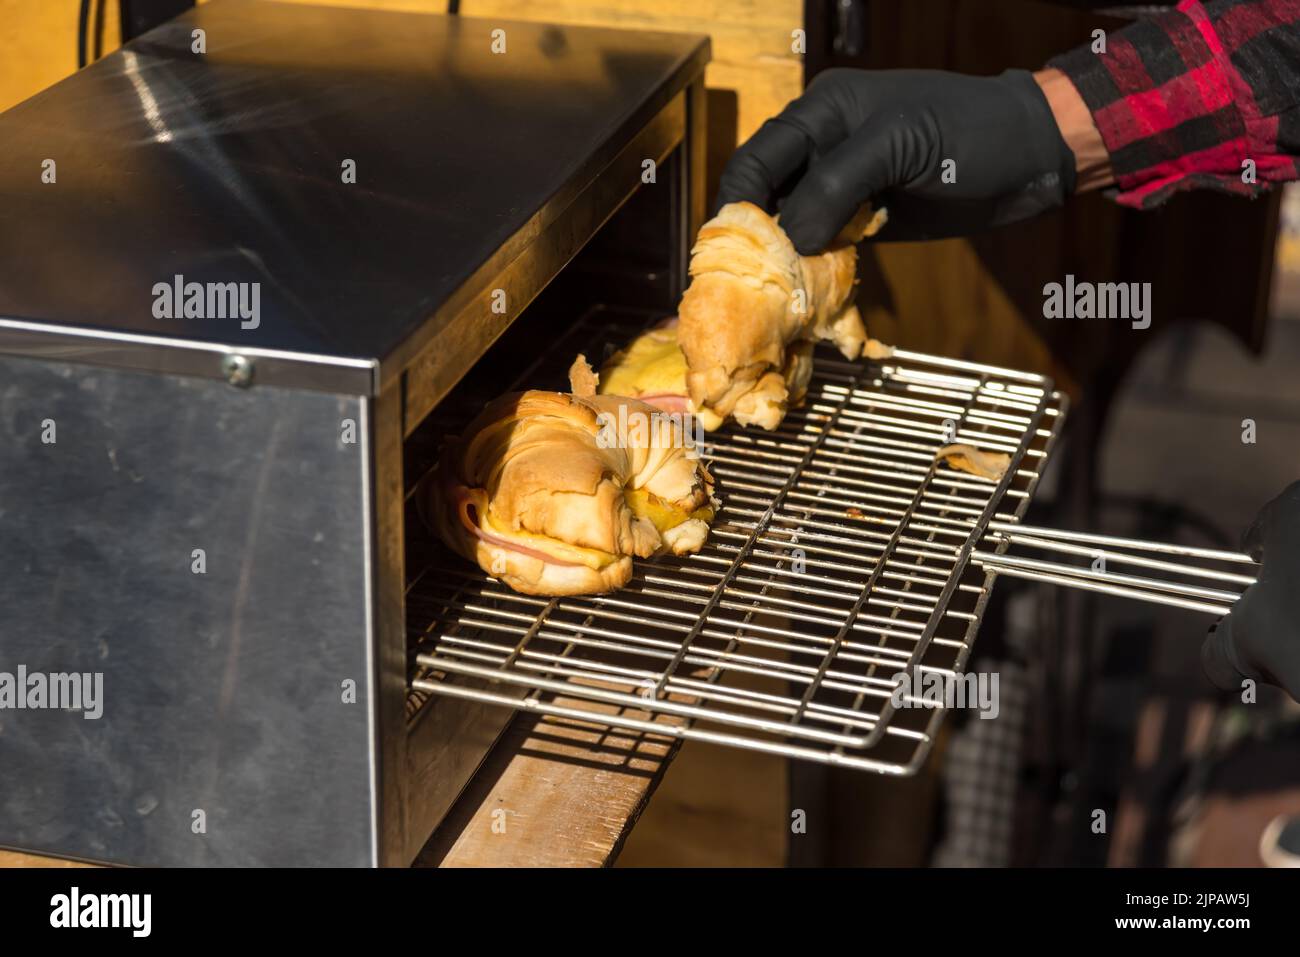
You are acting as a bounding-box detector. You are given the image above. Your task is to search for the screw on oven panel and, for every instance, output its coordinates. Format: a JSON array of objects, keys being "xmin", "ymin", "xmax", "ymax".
[{"xmin": 221, "ymin": 354, "xmax": 254, "ymax": 388}]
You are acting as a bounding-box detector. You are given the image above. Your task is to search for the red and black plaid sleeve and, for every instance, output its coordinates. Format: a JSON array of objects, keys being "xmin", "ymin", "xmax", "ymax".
[{"xmin": 1048, "ymin": 0, "xmax": 1300, "ymax": 208}]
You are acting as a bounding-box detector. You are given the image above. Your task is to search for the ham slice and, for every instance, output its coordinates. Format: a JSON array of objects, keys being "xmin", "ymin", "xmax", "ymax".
[
  {"xmin": 454, "ymin": 487, "xmax": 584, "ymax": 567},
  {"xmin": 634, "ymin": 392, "xmax": 693, "ymax": 414}
]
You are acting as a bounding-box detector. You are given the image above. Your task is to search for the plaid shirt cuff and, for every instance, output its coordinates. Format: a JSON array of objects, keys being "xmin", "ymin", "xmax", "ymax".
[{"xmin": 1048, "ymin": 0, "xmax": 1300, "ymax": 209}]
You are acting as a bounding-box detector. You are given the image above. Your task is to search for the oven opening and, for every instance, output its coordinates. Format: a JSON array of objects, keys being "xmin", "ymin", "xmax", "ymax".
[{"xmin": 401, "ymin": 172, "xmax": 680, "ymax": 723}]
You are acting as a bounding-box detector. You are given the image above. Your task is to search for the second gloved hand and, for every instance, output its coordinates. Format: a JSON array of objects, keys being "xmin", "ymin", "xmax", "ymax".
[
  {"xmin": 1203, "ymin": 481, "xmax": 1300, "ymax": 702},
  {"xmin": 715, "ymin": 68, "xmax": 1078, "ymax": 253}
]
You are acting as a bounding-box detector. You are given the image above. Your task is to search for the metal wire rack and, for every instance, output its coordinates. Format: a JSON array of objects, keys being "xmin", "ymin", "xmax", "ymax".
[{"xmin": 404, "ymin": 305, "xmax": 1073, "ymax": 773}]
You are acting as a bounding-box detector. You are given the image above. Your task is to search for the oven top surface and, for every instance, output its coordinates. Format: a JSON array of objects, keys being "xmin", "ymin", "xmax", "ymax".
[{"xmin": 0, "ymin": 0, "xmax": 705, "ymax": 378}]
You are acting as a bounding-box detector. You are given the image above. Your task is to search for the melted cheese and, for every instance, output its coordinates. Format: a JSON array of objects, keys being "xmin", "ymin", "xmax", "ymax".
[
  {"xmin": 625, "ymin": 487, "xmax": 715, "ymax": 533},
  {"xmin": 600, "ymin": 327, "xmax": 689, "ymax": 398}
]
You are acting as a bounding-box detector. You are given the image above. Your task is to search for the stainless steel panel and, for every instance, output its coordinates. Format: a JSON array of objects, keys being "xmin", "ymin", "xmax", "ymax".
[
  {"xmin": 0, "ymin": 355, "xmax": 377, "ymax": 865},
  {"xmin": 0, "ymin": 320, "xmax": 378, "ymax": 396},
  {"xmin": 0, "ymin": 0, "xmax": 709, "ymax": 392}
]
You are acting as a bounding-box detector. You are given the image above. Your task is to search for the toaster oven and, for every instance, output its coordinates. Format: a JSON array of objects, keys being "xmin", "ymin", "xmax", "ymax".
[{"xmin": 0, "ymin": 0, "xmax": 710, "ymax": 866}]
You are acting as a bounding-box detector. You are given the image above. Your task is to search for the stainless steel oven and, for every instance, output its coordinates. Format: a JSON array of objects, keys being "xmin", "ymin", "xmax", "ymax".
[{"xmin": 0, "ymin": 0, "xmax": 708, "ymax": 867}]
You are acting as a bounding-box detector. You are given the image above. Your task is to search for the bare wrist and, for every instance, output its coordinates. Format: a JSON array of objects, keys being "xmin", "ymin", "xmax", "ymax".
[{"xmin": 1034, "ymin": 67, "xmax": 1113, "ymax": 194}]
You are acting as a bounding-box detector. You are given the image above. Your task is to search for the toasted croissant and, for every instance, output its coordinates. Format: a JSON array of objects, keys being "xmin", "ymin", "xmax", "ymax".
[
  {"xmin": 427, "ymin": 391, "xmax": 717, "ymax": 596},
  {"xmin": 676, "ymin": 201, "xmax": 885, "ymax": 430}
]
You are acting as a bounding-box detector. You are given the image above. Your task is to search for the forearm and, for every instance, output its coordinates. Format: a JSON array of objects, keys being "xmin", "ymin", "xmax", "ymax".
[
  {"xmin": 1033, "ymin": 68, "xmax": 1113, "ymax": 194},
  {"xmin": 1045, "ymin": 0, "xmax": 1300, "ymax": 208}
]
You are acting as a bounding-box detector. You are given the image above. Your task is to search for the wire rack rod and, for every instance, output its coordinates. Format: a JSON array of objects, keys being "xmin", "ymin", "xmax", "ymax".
[{"xmin": 974, "ymin": 522, "xmax": 1258, "ymax": 617}]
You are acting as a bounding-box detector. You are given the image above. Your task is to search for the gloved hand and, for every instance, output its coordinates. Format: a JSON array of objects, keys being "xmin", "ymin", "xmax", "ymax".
[
  {"xmin": 714, "ymin": 68, "xmax": 1078, "ymax": 254},
  {"xmin": 1202, "ymin": 481, "xmax": 1300, "ymax": 701}
]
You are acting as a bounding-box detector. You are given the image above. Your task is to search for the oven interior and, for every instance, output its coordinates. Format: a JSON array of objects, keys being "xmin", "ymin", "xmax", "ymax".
[{"xmin": 399, "ymin": 168, "xmax": 683, "ymax": 721}]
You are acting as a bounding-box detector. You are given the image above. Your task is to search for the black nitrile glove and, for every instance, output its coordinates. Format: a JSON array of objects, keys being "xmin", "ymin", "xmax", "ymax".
[
  {"xmin": 715, "ymin": 68, "xmax": 1078, "ymax": 254},
  {"xmin": 1202, "ymin": 481, "xmax": 1300, "ymax": 702}
]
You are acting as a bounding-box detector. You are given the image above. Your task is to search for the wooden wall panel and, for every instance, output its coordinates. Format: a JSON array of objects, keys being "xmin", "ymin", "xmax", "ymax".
[
  {"xmin": 460, "ymin": 0, "xmax": 802, "ymax": 146},
  {"xmin": 0, "ymin": 0, "xmax": 123, "ymax": 113}
]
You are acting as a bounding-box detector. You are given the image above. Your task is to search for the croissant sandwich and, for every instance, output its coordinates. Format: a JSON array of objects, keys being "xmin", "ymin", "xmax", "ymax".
[
  {"xmin": 570, "ymin": 202, "xmax": 888, "ymax": 431},
  {"xmin": 678, "ymin": 201, "xmax": 885, "ymax": 429},
  {"xmin": 427, "ymin": 391, "xmax": 718, "ymax": 596}
]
